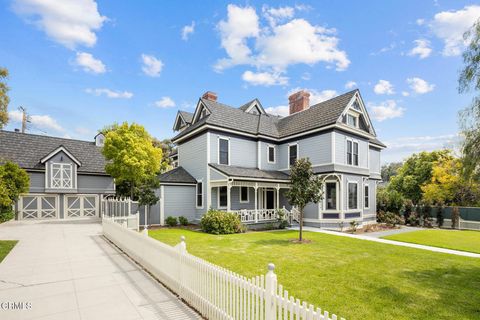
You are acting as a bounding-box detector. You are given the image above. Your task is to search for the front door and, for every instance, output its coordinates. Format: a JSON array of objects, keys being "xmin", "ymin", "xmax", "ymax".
[{"xmin": 265, "ymin": 189, "xmax": 274, "ymax": 210}]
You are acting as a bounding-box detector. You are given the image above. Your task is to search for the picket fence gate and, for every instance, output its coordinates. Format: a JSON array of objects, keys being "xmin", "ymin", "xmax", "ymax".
[{"xmin": 103, "ymin": 219, "xmax": 345, "ymax": 320}]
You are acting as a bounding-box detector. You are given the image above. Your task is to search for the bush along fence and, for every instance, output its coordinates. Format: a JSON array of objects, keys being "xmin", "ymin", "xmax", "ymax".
[
  {"xmin": 403, "ymin": 206, "xmax": 480, "ymax": 231},
  {"xmin": 103, "ymin": 219, "xmax": 345, "ymax": 320}
]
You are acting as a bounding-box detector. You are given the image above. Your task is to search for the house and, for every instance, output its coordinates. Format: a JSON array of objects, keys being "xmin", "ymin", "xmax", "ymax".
[
  {"xmin": 152, "ymin": 89, "xmax": 385, "ymax": 228},
  {"xmin": 0, "ymin": 130, "xmax": 115, "ymax": 219}
]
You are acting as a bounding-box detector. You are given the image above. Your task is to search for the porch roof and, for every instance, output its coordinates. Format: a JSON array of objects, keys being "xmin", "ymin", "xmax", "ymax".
[
  {"xmin": 209, "ymin": 163, "xmax": 290, "ymax": 182},
  {"xmin": 158, "ymin": 166, "xmax": 197, "ymax": 184}
]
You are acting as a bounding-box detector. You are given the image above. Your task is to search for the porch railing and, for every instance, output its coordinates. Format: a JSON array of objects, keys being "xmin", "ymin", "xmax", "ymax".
[{"xmin": 232, "ymin": 207, "xmax": 300, "ymax": 224}]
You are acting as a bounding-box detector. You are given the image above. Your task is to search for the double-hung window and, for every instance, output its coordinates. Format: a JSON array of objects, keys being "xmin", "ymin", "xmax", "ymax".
[
  {"xmin": 218, "ymin": 186, "xmax": 227, "ymax": 208},
  {"xmin": 348, "ymin": 182, "xmax": 358, "ymax": 210},
  {"xmin": 289, "ymin": 144, "xmax": 298, "ymax": 167},
  {"xmin": 364, "ymin": 185, "xmax": 369, "ymax": 209},
  {"xmin": 325, "ymin": 182, "xmax": 337, "ymax": 210},
  {"xmin": 240, "ymin": 186, "xmax": 249, "ymax": 203},
  {"xmin": 347, "ymin": 140, "xmax": 359, "ymax": 166},
  {"xmin": 196, "ymin": 182, "xmax": 203, "ymax": 208},
  {"xmin": 219, "ymin": 138, "xmax": 229, "ymax": 165},
  {"xmin": 51, "ymin": 163, "xmax": 73, "ymax": 189},
  {"xmin": 267, "ymin": 146, "xmax": 275, "ymax": 163},
  {"xmin": 347, "ymin": 114, "xmax": 358, "ymax": 127}
]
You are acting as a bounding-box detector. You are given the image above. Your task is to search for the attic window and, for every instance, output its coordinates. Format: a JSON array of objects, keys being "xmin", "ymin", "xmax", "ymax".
[
  {"xmin": 352, "ymin": 101, "xmax": 361, "ymax": 111},
  {"xmin": 200, "ymin": 108, "xmax": 208, "ymax": 119},
  {"xmin": 347, "ymin": 114, "xmax": 358, "ymax": 128}
]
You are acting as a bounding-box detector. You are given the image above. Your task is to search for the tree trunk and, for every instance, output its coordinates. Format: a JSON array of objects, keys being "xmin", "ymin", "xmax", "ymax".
[{"xmin": 299, "ymin": 207, "xmax": 304, "ymax": 241}]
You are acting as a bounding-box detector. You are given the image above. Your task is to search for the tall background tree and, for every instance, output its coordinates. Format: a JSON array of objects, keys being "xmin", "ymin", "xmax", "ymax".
[
  {"xmin": 0, "ymin": 67, "xmax": 9, "ymax": 128},
  {"xmin": 459, "ymin": 19, "xmax": 480, "ymax": 180},
  {"xmin": 102, "ymin": 122, "xmax": 163, "ymax": 205},
  {"xmin": 285, "ymin": 158, "xmax": 323, "ymax": 242},
  {"xmin": 381, "ymin": 162, "xmax": 403, "ymax": 183},
  {"xmin": 152, "ymin": 138, "xmax": 175, "ymax": 173}
]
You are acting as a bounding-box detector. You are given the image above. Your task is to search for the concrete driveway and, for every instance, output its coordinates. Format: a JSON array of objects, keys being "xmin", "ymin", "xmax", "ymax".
[{"xmin": 0, "ymin": 219, "xmax": 200, "ymax": 320}]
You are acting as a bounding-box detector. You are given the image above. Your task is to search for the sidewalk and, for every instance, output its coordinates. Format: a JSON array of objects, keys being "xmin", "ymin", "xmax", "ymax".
[
  {"xmin": 0, "ymin": 220, "xmax": 200, "ymax": 320},
  {"xmin": 290, "ymin": 225, "xmax": 480, "ymax": 258}
]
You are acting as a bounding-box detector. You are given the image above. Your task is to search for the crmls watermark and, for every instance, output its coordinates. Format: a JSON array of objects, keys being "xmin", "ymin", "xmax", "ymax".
[{"xmin": 0, "ymin": 301, "xmax": 32, "ymax": 310}]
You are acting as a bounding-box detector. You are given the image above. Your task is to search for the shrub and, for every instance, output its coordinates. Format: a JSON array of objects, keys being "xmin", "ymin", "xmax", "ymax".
[
  {"xmin": 276, "ymin": 208, "xmax": 289, "ymax": 229},
  {"xmin": 422, "ymin": 202, "xmax": 433, "ymax": 228},
  {"xmin": 377, "ymin": 187, "xmax": 404, "ymax": 214},
  {"xmin": 378, "ymin": 211, "xmax": 404, "ymax": 227},
  {"xmin": 436, "ymin": 206, "xmax": 444, "ymax": 228},
  {"xmin": 178, "ymin": 216, "xmax": 189, "ymax": 226},
  {"xmin": 165, "ymin": 216, "xmax": 178, "ymax": 227},
  {"xmin": 200, "ymin": 209, "xmax": 244, "ymax": 235},
  {"xmin": 407, "ymin": 212, "xmax": 420, "ymax": 226},
  {"xmin": 0, "ymin": 210, "xmax": 14, "ymax": 223},
  {"xmin": 349, "ymin": 220, "xmax": 359, "ymax": 233},
  {"xmin": 403, "ymin": 199, "xmax": 414, "ymax": 221}
]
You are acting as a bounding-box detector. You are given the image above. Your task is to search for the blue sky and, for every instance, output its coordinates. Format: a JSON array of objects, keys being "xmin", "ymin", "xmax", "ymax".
[{"xmin": 1, "ymin": 1, "xmax": 479, "ymax": 163}]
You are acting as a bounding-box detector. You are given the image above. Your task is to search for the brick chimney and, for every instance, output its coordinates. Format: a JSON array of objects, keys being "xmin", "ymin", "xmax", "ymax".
[
  {"xmin": 288, "ymin": 90, "xmax": 310, "ymax": 115},
  {"xmin": 202, "ymin": 91, "xmax": 218, "ymax": 101}
]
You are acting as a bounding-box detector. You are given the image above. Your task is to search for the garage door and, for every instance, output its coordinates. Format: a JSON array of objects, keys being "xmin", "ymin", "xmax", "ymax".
[
  {"xmin": 19, "ymin": 195, "xmax": 59, "ymax": 219},
  {"xmin": 64, "ymin": 195, "xmax": 99, "ymax": 218}
]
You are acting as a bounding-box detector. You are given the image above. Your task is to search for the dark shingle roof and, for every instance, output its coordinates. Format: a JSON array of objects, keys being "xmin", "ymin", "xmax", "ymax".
[
  {"xmin": 172, "ymin": 89, "xmax": 387, "ymax": 145},
  {"xmin": 0, "ymin": 130, "xmax": 108, "ymax": 174},
  {"xmin": 370, "ymin": 138, "xmax": 387, "ymax": 148},
  {"xmin": 179, "ymin": 111, "xmax": 193, "ymax": 124},
  {"xmin": 158, "ymin": 166, "xmax": 197, "ymax": 184},
  {"xmin": 209, "ymin": 164, "xmax": 290, "ymax": 181}
]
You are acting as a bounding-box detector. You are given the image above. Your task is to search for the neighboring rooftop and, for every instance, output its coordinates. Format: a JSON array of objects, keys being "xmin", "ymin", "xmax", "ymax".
[
  {"xmin": 0, "ymin": 130, "xmax": 108, "ymax": 174},
  {"xmin": 158, "ymin": 166, "xmax": 197, "ymax": 184}
]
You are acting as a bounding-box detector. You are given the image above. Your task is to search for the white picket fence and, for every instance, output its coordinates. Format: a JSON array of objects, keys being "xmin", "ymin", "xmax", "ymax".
[
  {"xmin": 102, "ymin": 197, "xmax": 140, "ymax": 231},
  {"xmin": 103, "ymin": 219, "xmax": 344, "ymax": 320},
  {"xmin": 443, "ymin": 218, "xmax": 480, "ymax": 231}
]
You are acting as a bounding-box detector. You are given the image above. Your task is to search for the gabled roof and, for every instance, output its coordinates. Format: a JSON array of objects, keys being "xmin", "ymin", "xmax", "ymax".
[
  {"xmin": 178, "ymin": 111, "xmax": 193, "ymax": 124},
  {"xmin": 209, "ymin": 163, "xmax": 290, "ymax": 182},
  {"xmin": 40, "ymin": 145, "xmax": 82, "ymax": 166},
  {"xmin": 0, "ymin": 130, "xmax": 108, "ymax": 174},
  {"xmin": 238, "ymin": 98, "xmax": 265, "ymax": 115},
  {"xmin": 158, "ymin": 166, "xmax": 197, "ymax": 184}
]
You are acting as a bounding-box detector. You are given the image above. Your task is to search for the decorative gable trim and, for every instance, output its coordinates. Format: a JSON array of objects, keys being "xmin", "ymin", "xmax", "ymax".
[
  {"xmin": 244, "ymin": 99, "xmax": 266, "ymax": 115},
  {"xmin": 337, "ymin": 91, "xmax": 375, "ymax": 136},
  {"xmin": 173, "ymin": 112, "xmax": 188, "ymax": 131},
  {"xmin": 40, "ymin": 146, "xmax": 82, "ymax": 167},
  {"xmin": 191, "ymin": 100, "xmax": 212, "ymax": 124}
]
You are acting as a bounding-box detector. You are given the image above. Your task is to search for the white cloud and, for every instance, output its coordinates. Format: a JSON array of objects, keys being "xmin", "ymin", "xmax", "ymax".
[
  {"xmin": 215, "ymin": 4, "xmax": 349, "ymax": 75},
  {"xmin": 369, "ymin": 100, "xmax": 405, "ymax": 121},
  {"xmin": 382, "ymin": 133, "xmax": 460, "ymax": 163},
  {"xmin": 345, "ymin": 81, "xmax": 357, "ymax": 89},
  {"xmin": 265, "ymin": 105, "xmax": 289, "ymax": 117},
  {"xmin": 407, "ymin": 77, "xmax": 435, "ymax": 94},
  {"xmin": 408, "ymin": 39, "xmax": 432, "ymax": 59},
  {"xmin": 8, "ymin": 110, "xmax": 64, "ymax": 132},
  {"xmin": 181, "ymin": 21, "xmax": 195, "ymax": 41},
  {"xmin": 416, "ymin": 18, "xmax": 425, "ymax": 26},
  {"xmin": 242, "ymin": 70, "xmax": 288, "ymax": 86},
  {"xmin": 75, "ymin": 52, "xmax": 106, "ymax": 74},
  {"xmin": 85, "ymin": 88, "xmax": 133, "ymax": 99},
  {"xmin": 12, "ymin": 0, "xmax": 107, "ymax": 49},
  {"xmin": 154, "ymin": 97, "xmax": 175, "ymax": 108},
  {"xmin": 141, "ymin": 54, "xmax": 163, "ymax": 77},
  {"xmin": 74, "ymin": 127, "xmax": 93, "ymax": 136},
  {"xmin": 374, "ymin": 80, "xmax": 395, "ymax": 95},
  {"xmin": 430, "ymin": 5, "xmax": 480, "ymax": 56},
  {"xmin": 402, "ymin": 91, "xmax": 410, "ymax": 97}
]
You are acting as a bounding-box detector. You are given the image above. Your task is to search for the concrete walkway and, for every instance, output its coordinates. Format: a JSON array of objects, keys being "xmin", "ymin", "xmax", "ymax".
[
  {"xmin": 290, "ymin": 226, "xmax": 480, "ymax": 258},
  {"xmin": 0, "ymin": 219, "xmax": 200, "ymax": 320}
]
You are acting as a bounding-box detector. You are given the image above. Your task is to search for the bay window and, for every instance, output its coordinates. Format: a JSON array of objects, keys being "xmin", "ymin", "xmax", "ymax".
[{"xmin": 348, "ymin": 182, "xmax": 358, "ymax": 210}]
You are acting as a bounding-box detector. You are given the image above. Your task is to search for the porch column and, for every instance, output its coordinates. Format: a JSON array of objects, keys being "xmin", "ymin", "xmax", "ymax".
[
  {"xmin": 254, "ymin": 183, "xmax": 258, "ymax": 223},
  {"xmin": 227, "ymin": 181, "xmax": 232, "ymax": 212},
  {"xmin": 276, "ymin": 184, "xmax": 280, "ymax": 210}
]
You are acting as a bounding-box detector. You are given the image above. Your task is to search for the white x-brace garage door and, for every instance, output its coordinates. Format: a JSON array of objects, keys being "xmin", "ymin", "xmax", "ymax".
[
  {"xmin": 64, "ymin": 195, "xmax": 99, "ymax": 218},
  {"xmin": 18, "ymin": 195, "xmax": 59, "ymax": 219}
]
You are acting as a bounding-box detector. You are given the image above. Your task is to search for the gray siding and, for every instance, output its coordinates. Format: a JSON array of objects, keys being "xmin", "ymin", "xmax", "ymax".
[
  {"xmin": 210, "ymin": 134, "xmax": 257, "ymax": 168},
  {"xmin": 178, "ymin": 133, "xmax": 207, "ymax": 217},
  {"xmin": 278, "ymin": 132, "xmax": 332, "ymax": 170},
  {"xmin": 304, "ymin": 202, "xmax": 319, "ymax": 219},
  {"xmin": 334, "ymin": 131, "xmax": 369, "ymax": 169},
  {"xmin": 77, "ymin": 175, "xmax": 115, "ymax": 193},
  {"xmin": 28, "ymin": 172, "xmax": 45, "ymax": 192},
  {"xmin": 164, "ymin": 185, "xmax": 196, "ymax": 221}
]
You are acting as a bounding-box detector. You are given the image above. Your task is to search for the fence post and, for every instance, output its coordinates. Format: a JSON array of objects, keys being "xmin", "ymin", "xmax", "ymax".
[
  {"xmin": 265, "ymin": 263, "xmax": 277, "ymax": 320},
  {"xmin": 177, "ymin": 236, "xmax": 187, "ymax": 296}
]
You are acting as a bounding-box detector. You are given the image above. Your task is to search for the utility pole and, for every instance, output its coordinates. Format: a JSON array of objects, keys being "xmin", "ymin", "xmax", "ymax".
[{"xmin": 19, "ymin": 106, "xmax": 29, "ymax": 133}]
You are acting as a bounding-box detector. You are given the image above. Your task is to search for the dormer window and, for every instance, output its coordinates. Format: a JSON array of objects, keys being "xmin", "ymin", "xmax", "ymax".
[
  {"xmin": 347, "ymin": 114, "xmax": 358, "ymax": 128},
  {"xmin": 95, "ymin": 133, "xmax": 105, "ymax": 147},
  {"xmin": 51, "ymin": 163, "xmax": 73, "ymax": 189},
  {"xmin": 200, "ymin": 108, "xmax": 208, "ymax": 119}
]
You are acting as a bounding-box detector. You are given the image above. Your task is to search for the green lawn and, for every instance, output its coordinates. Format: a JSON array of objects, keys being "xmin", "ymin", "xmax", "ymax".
[
  {"xmin": 0, "ymin": 240, "xmax": 17, "ymax": 263},
  {"xmin": 383, "ymin": 229, "xmax": 480, "ymax": 254},
  {"xmin": 150, "ymin": 229, "xmax": 480, "ymax": 320}
]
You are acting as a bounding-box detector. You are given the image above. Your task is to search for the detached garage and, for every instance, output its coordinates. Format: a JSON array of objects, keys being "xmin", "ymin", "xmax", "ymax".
[{"xmin": 0, "ymin": 130, "xmax": 115, "ymax": 220}]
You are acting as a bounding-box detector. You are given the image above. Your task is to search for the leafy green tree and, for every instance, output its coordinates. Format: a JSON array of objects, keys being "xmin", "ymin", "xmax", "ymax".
[
  {"xmin": 152, "ymin": 138, "xmax": 175, "ymax": 172},
  {"xmin": 285, "ymin": 158, "xmax": 323, "ymax": 242},
  {"xmin": 376, "ymin": 187, "xmax": 404, "ymax": 214},
  {"xmin": 102, "ymin": 122, "xmax": 163, "ymax": 199},
  {"xmin": 459, "ymin": 19, "xmax": 480, "ymax": 180},
  {"xmin": 0, "ymin": 161, "xmax": 30, "ymax": 211},
  {"xmin": 0, "ymin": 67, "xmax": 9, "ymax": 128},
  {"xmin": 381, "ymin": 162, "xmax": 403, "ymax": 183},
  {"xmin": 389, "ymin": 150, "xmax": 452, "ymax": 204}
]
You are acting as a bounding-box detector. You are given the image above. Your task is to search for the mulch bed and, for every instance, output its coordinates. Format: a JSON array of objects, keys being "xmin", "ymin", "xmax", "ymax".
[{"xmin": 344, "ymin": 223, "xmax": 400, "ymax": 235}]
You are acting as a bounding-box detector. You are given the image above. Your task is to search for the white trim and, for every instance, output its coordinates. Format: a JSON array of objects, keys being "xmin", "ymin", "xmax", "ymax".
[
  {"xmin": 217, "ymin": 136, "xmax": 230, "ymax": 166},
  {"xmin": 160, "ymin": 185, "xmax": 165, "ymax": 225},
  {"xmin": 18, "ymin": 194, "xmax": 60, "ymax": 220},
  {"xmin": 267, "ymin": 145, "xmax": 276, "ymax": 164},
  {"xmin": 323, "ymin": 180, "xmax": 339, "ymax": 212},
  {"xmin": 239, "ymin": 186, "xmax": 250, "ymax": 203},
  {"xmin": 64, "ymin": 194, "xmax": 99, "ymax": 219},
  {"xmin": 196, "ymin": 180, "xmax": 204, "ymax": 209},
  {"xmin": 257, "ymin": 141, "xmax": 261, "ymax": 169},
  {"xmin": 347, "ymin": 181, "xmax": 359, "ymax": 210},
  {"xmin": 245, "ymin": 100, "xmax": 266, "ymax": 114},
  {"xmin": 40, "ymin": 146, "xmax": 82, "ymax": 166},
  {"xmin": 191, "ymin": 100, "xmax": 211, "ymax": 124},
  {"xmin": 173, "ymin": 112, "xmax": 188, "ymax": 131},
  {"xmin": 50, "ymin": 163, "xmax": 73, "ymax": 189},
  {"xmin": 331, "ymin": 132, "xmax": 335, "ymax": 164},
  {"xmin": 160, "ymin": 183, "xmax": 197, "ymax": 186},
  {"xmin": 207, "ymin": 132, "xmax": 211, "ymax": 209},
  {"xmin": 287, "ymin": 143, "xmax": 299, "ymax": 169},
  {"xmin": 345, "ymin": 138, "xmax": 359, "ymax": 167}
]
